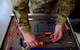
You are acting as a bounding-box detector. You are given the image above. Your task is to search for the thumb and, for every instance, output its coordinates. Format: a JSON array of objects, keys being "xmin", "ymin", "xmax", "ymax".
[
  {"xmin": 53, "ymin": 32, "xmax": 58, "ymax": 40},
  {"xmin": 50, "ymin": 34, "xmax": 53, "ymax": 38}
]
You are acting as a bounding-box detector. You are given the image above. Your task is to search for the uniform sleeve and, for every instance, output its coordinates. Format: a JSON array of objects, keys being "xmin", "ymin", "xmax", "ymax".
[
  {"xmin": 56, "ymin": 0, "xmax": 77, "ymax": 25},
  {"xmin": 12, "ymin": 0, "xmax": 31, "ymax": 33}
]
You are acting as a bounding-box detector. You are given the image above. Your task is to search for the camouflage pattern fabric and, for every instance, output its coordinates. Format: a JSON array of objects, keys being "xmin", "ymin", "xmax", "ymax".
[{"xmin": 12, "ymin": 0, "xmax": 77, "ymax": 33}]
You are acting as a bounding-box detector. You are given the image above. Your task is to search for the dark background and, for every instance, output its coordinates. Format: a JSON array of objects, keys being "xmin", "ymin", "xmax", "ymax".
[
  {"xmin": 69, "ymin": 0, "xmax": 80, "ymax": 33},
  {"xmin": 69, "ymin": 0, "xmax": 80, "ymax": 18}
]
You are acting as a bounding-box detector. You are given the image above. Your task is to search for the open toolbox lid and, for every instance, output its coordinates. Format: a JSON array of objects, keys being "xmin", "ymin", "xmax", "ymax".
[{"xmin": 0, "ymin": 0, "xmax": 12, "ymax": 48}]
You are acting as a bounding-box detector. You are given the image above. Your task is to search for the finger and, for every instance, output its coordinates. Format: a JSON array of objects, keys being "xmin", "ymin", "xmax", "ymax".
[
  {"xmin": 31, "ymin": 41, "xmax": 36, "ymax": 47},
  {"xmin": 51, "ymin": 39, "xmax": 57, "ymax": 43},
  {"xmin": 26, "ymin": 40, "xmax": 34, "ymax": 47},
  {"xmin": 51, "ymin": 38, "xmax": 56, "ymax": 42},
  {"xmin": 51, "ymin": 38, "xmax": 58, "ymax": 43},
  {"xmin": 54, "ymin": 35, "xmax": 57, "ymax": 40},
  {"xmin": 26, "ymin": 42, "xmax": 31, "ymax": 47},
  {"xmin": 50, "ymin": 34, "xmax": 53, "ymax": 38},
  {"xmin": 30, "ymin": 39, "xmax": 38, "ymax": 47},
  {"xmin": 53, "ymin": 33, "xmax": 58, "ymax": 40},
  {"xmin": 28, "ymin": 41, "xmax": 35, "ymax": 47},
  {"xmin": 26, "ymin": 42, "xmax": 29, "ymax": 47},
  {"xmin": 51, "ymin": 33, "xmax": 62, "ymax": 43},
  {"xmin": 53, "ymin": 31, "xmax": 58, "ymax": 40},
  {"xmin": 34, "ymin": 40, "xmax": 38, "ymax": 46},
  {"xmin": 57, "ymin": 35, "xmax": 62, "ymax": 41},
  {"xmin": 53, "ymin": 34, "xmax": 62, "ymax": 43},
  {"xmin": 51, "ymin": 39, "xmax": 54, "ymax": 42},
  {"xmin": 56, "ymin": 32, "xmax": 62, "ymax": 40},
  {"xmin": 50, "ymin": 33, "xmax": 57, "ymax": 42},
  {"xmin": 27, "ymin": 38, "xmax": 37, "ymax": 47}
]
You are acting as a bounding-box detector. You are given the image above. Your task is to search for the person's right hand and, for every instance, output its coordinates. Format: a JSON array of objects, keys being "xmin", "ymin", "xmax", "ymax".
[{"xmin": 22, "ymin": 32, "xmax": 38, "ymax": 48}]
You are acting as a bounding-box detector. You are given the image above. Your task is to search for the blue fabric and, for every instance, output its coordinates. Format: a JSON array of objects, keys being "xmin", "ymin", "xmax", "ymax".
[{"xmin": 31, "ymin": 48, "xmax": 64, "ymax": 50}]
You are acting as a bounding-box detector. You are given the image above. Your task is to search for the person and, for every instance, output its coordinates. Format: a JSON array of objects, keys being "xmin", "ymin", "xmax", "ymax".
[{"xmin": 12, "ymin": 0, "xmax": 77, "ymax": 47}]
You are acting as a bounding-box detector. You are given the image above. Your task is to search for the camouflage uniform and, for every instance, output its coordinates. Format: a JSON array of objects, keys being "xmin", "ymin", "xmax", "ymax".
[{"xmin": 12, "ymin": 0, "xmax": 77, "ymax": 33}]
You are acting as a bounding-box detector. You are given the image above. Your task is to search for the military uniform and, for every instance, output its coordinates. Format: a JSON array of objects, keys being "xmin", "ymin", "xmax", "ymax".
[{"xmin": 12, "ymin": 0, "xmax": 77, "ymax": 33}]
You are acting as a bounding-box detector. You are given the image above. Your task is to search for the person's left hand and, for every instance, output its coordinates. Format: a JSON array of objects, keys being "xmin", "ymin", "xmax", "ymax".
[{"xmin": 50, "ymin": 24, "xmax": 63, "ymax": 43}]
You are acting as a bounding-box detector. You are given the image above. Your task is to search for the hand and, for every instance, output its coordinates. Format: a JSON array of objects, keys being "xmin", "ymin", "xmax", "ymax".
[
  {"xmin": 50, "ymin": 24, "xmax": 63, "ymax": 42},
  {"xmin": 22, "ymin": 32, "xmax": 38, "ymax": 47}
]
